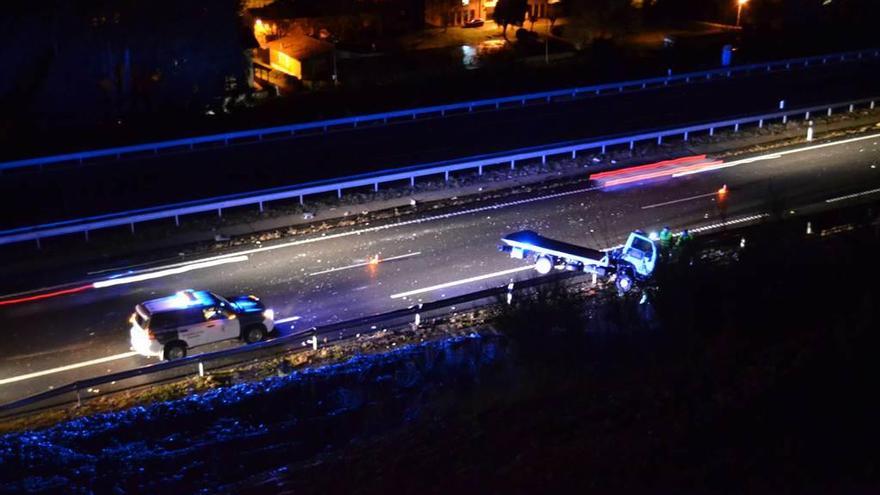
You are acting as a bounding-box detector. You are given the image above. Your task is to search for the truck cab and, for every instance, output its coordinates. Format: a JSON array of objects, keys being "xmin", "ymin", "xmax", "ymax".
[{"xmin": 617, "ymin": 231, "xmax": 657, "ymax": 279}]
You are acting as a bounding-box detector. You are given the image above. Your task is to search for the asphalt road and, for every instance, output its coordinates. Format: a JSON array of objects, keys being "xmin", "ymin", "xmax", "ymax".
[
  {"xmin": 1, "ymin": 132, "xmax": 880, "ymax": 404},
  {"xmin": 2, "ymin": 60, "xmax": 879, "ymax": 230}
]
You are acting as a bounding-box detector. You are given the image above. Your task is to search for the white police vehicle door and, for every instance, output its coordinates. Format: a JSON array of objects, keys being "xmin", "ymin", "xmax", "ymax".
[
  {"xmin": 202, "ymin": 305, "xmax": 241, "ymax": 344},
  {"xmin": 174, "ymin": 308, "xmax": 214, "ymax": 347}
]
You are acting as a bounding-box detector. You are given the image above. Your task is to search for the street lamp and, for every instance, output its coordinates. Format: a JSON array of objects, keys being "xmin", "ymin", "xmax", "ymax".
[{"xmin": 736, "ymin": 0, "xmax": 748, "ymax": 27}]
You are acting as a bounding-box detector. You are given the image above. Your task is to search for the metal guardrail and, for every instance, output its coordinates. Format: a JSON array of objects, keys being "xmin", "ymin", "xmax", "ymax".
[
  {"xmin": 1, "ymin": 95, "xmax": 877, "ymax": 247},
  {"xmin": 1, "ymin": 47, "xmax": 877, "ymax": 174},
  {"xmin": 0, "ymin": 270, "xmax": 583, "ymax": 420}
]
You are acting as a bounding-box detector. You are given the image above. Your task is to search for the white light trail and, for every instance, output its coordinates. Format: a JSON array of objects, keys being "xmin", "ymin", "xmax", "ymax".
[
  {"xmin": 390, "ymin": 265, "xmax": 534, "ymax": 299},
  {"xmin": 0, "ymin": 351, "xmax": 138, "ymax": 386},
  {"xmin": 92, "ymin": 255, "xmax": 249, "ymax": 288}
]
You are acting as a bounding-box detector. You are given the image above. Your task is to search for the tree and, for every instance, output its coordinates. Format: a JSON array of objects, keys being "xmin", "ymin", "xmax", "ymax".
[{"xmin": 492, "ymin": 0, "xmax": 528, "ymax": 39}]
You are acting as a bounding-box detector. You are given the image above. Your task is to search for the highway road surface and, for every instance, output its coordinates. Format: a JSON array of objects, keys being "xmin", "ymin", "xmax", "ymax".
[
  {"xmin": 1, "ymin": 131, "xmax": 880, "ymax": 404},
  {"xmin": 2, "ymin": 60, "xmax": 879, "ymax": 230}
]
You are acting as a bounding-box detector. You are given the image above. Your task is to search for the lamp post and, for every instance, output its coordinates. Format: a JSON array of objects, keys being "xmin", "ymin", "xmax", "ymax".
[{"xmin": 736, "ymin": 0, "xmax": 748, "ymax": 27}]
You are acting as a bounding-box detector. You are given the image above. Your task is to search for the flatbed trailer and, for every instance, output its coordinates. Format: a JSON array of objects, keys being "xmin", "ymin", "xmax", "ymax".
[{"xmin": 500, "ymin": 230, "xmax": 657, "ymax": 292}]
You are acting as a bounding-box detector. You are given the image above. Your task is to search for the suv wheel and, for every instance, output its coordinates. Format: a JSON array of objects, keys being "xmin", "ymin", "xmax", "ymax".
[
  {"xmin": 244, "ymin": 325, "xmax": 266, "ymax": 344},
  {"xmin": 164, "ymin": 342, "xmax": 187, "ymax": 360}
]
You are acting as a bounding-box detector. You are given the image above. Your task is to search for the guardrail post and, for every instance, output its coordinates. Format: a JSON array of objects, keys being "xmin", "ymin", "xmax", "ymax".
[
  {"xmin": 259, "ymin": 201, "xmax": 264, "ymax": 212},
  {"xmin": 198, "ymin": 362, "xmax": 204, "ymax": 377},
  {"xmin": 601, "ymin": 144, "xmax": 606, "ymax": 154},
  {"xmin": 130, "ymin": 223, "xmax": 135, "ymax": 234},
  {"xmin": 871, "ymin": 101, "xmax": 876, "ymax": 110},
  {"xmin": 76, "ymin": 388, "xmax": 81, "ymax": 407},
  {"xmin": 337, "ymin": 188, "xmax": 342, "ymax": 198},
  {"xmin": 806, "ymin": 120, "xmax": 814, "ymax": 142},
  {"xmin": 35, "ymin": 238, "xmax": 41, "ymax": 249},
  {"xmin": 849, "ymin": 104, "xmax": 854, "ymax": 113},
  {"xmin": 410, "ymin": 176, "xmax": 415, "ymax": 187},
  {"xmin": 629, "ymin": 141, "xmax": 634, "ymax": 150},
  {"xmin": 758, "ymin": 119, "xmax": 763, "ymax": 128},
  {"xmin": 827, "ymin": 107, "xmax": 833, "ymax": 117},
  {"xmin": 782, "ymin": 115, "xmax": 788, "ymax": 124},
  {"xmin": 478, "ymin": 165, "xmax": 483, "ymax": 175},
  {"xmin": 571, "ymin": 150, "xmax": 576, "ymax": 159},
  {"xmin": 217, "ymin": 208, "xmax": 222, "ymax": 218},
  {"xmin": 805, "ymin": 111, "xmax": 810, "ymax": 120},
  {"xmin": 175, "ymin": 215, "xmax": 180, "ymax": 226},
  {"xmin": 709, "ymin": 127, "xmax": 714, "ymax": 136},
  {"xmin": 299, "ymin": 195, "xmax": 304, "ymax": 205},
  {"xmin": 373, "ymin": 183, "xmax": 379, "ymax": 192},
  {"xmin": 683, "ymin": 131, "xmax": 689, "ymax": 141},
  {"xmin": 445, "ymin": 170, "xmax": 450, "ymax": 181},
  {"xmin": 84, "ymin": 230, "xmax": 89, "ymax": 242},
  {"xmin": 414, "ymin": 311, "xmax": 421, "ymax": 327},
  {"xmin": 541, "ymin": 155, "xmax": 546, "ymax": 164},
  {"xmin": 507, "ymin": 282, "xmax": 514, "ymax": 305},
  {"xmin": 657, "ymin": 135, "xmax": 663, "ymax": 145},
  {"xmin": 734, "ymin": 123, "xmax": 740, "ymax": 132},
  {"xmin": 510, "ymin": 160, "xmax": 515, "ymax": 170}
]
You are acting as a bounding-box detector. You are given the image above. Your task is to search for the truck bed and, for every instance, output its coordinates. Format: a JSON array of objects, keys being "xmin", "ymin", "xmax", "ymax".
[{"xmin": 501, "ymin": 230, "xmax": 606, "ymax": 263}]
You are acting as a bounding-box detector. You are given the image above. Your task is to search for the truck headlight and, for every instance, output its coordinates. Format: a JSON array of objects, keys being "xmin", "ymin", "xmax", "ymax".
[{"xmin": 263, "ymin": 308, "xmax": 274, "ymax": 320}]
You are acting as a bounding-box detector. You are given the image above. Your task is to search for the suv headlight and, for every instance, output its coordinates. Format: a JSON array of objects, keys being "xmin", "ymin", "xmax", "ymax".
[{"xmin": 263, "ymin": 308, "xmax": 274, "ymax": 320}]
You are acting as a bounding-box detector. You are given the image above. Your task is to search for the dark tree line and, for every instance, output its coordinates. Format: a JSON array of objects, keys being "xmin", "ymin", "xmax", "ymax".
[{"xmin": 0, "ymin": 0, "xmax": 251, "ymax": 130}]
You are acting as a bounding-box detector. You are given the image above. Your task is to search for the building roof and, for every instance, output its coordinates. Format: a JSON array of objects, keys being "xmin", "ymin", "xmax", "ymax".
[{"xmin": 266, "ymin": 34, "xmax": 334, "ymax": 60}]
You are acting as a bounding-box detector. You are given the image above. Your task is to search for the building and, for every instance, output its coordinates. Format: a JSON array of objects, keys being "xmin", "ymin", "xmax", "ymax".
[
  {"xmin": 259, "ymin": 33, "xmax": 334, "ymax": 87},
  {"xmin": 425, "ymin": 0, "xmax": 486, "ymax": 27}
]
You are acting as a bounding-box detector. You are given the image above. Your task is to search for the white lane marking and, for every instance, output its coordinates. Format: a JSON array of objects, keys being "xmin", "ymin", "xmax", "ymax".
[
  {"xmin": 825, "ymin": 187, "xmax": 880, "ymax": 203},
  {"xmin": 0, "ymin": 351, "xmax": 139, "ymax": 386},
  {"xmin": 689, "ymin": 214, "xmax": 769, "ymax": 233},
  {"xmin": 308, "ymin": 252, "xmax": 422, "ymax": 276},
  {"xmin": 275, "ymin": 316, "xmax": 302, "ymax": 324},
  {"xmin": 7, "ymin": 185, "xmax": 600, "ymax": 299},
  {"xmin": 641, "ymin": 191, "xmax": 718, "ymax": 209},
  {"xmin": 390, "ymin": 265, "xmax": 534, "ymax": 299},
  {"xmin": 92, "ymin": 256, "xmax": 249, "ymax": 289},
  {"xmin": 675, "ymin": 131, "xmax": 880, "ymax": 178}
]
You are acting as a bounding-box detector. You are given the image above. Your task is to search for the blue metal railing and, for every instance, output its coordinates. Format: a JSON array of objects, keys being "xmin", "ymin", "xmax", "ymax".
[
  {"xmin": 1, "ymin": 47, "xmax": 877, "ymax": 174},
  {"xmin": 1, "ymin": 95, "xmax": 876, "ymax": 247}
]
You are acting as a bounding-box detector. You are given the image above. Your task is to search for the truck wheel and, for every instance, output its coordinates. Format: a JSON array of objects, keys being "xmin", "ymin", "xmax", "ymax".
[
  {"xmin": 244, "ymin": 325, "xmax": 266, "ymax": 344},
  {"xmin": 163, "ymin": 342, "xmax": 187, "ymax": 361},
  {"xmin": 616, "ymin": 271, "xmax": 634, "ymax": 293},
  {"xmin": 535, "ymin": 256, "xmax": 554, "ymax": 275}
]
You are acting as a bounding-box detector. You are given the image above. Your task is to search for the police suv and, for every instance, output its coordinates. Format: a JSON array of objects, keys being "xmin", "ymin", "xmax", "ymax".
[{"xmin": 130, "ymin": 290, "xmax": 275, "ymax": 360}]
